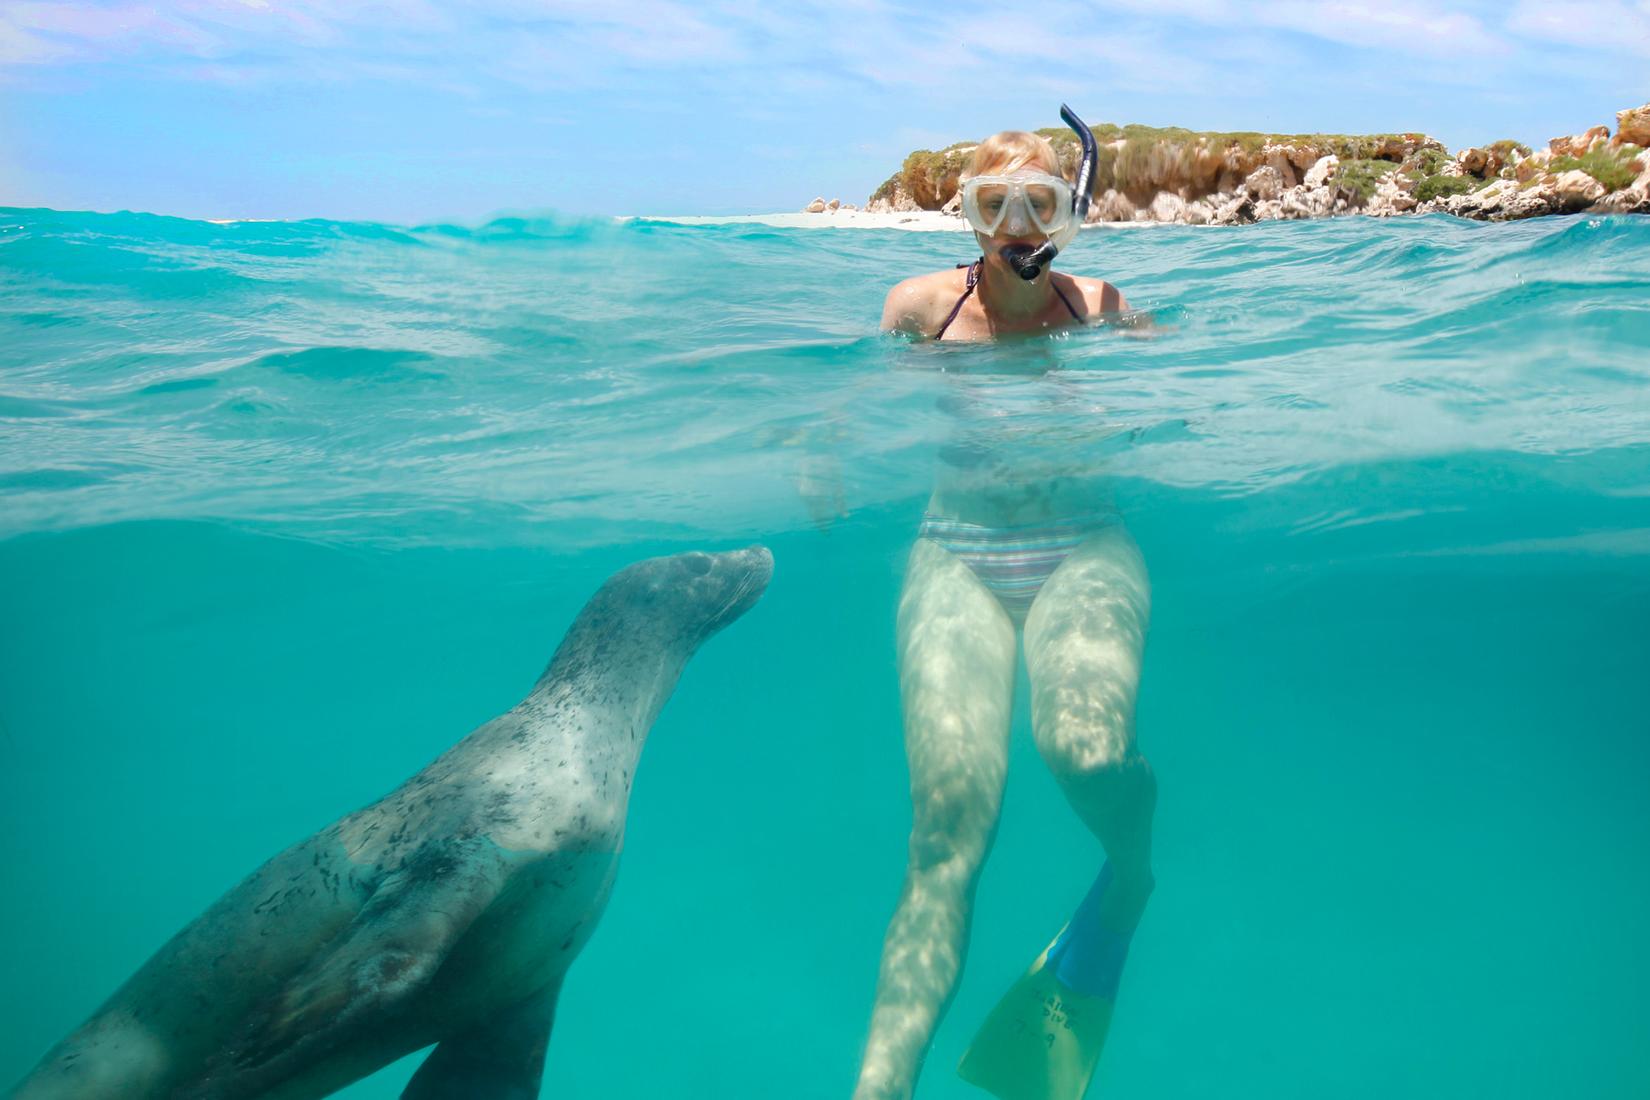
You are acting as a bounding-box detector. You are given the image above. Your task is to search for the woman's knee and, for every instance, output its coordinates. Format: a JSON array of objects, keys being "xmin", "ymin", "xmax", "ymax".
[
  {"xmin": 1049, "ymin": 743, "xmax": 1157, "ymax": 815},
  {"xmin": 1033, "ymin": 679, "xmax": 1138, "ymax": 774},
  {"xmin": 907, "ymin": 769, "xmax": 1002, "ymax": 880}
]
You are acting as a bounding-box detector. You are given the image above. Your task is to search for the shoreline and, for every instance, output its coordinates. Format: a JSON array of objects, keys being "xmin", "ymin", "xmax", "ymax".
[
  {"xmin": 629, "ymin": 211, "xmax": 969, "ymax": 231},
  {"xmin": 628, "ymin": 211, "xmax": 1172, "ymax": 232}
]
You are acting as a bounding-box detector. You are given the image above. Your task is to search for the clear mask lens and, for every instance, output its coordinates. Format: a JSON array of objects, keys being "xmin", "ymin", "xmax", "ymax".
[
  {"xmin": 962, "ymin": 173, "xmax": 1073, "ymax": 238},
  {"xmin": 1024, "ymin": 182, "xmax": 1062, "ymax": 225}
]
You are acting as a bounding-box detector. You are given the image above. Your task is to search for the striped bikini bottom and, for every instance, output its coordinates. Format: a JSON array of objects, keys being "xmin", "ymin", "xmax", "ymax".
[{"xmin": 917, "ymin": 511, "xmax": 1120, "ymax": 623}]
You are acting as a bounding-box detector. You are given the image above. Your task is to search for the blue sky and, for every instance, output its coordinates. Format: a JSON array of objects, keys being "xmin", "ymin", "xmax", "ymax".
[{"xmin": 1, "ymin": 0, "xmax": 1646, "ymax": 222}]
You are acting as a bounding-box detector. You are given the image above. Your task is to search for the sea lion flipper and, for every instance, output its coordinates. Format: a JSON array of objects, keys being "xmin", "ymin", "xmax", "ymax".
[
  {"xmin": 402, "ymin": 980, "xmax": 562, "ymax": 1100},
  {"xmin": 186, "ymin": 838, "xmax": 516, "ymax": 1098}
]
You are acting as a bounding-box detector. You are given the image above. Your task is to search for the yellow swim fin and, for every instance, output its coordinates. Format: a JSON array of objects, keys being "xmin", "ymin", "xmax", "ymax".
[{"xmin": 957, "ymin": 864, "xmax": 1133, "ymax": 1100}]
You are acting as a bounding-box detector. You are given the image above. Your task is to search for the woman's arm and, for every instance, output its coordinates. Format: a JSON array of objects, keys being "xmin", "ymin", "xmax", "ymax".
[
  {"xmin": 1066, "ymin": 276, "xmax": 1130, "ymax": 314},
  {"xmin": 1069, "ymin": 276, "xmax": 1155, "ymax": 335},
  {"xmin": 881, "ymin": 275, "xmax": 945, "ymax": 337}
]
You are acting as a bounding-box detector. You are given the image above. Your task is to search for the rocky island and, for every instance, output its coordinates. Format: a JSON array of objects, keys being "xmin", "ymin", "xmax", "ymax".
[{"xmin": 808, "ymin": 103, "xmax": 1650, "ymax": 225}]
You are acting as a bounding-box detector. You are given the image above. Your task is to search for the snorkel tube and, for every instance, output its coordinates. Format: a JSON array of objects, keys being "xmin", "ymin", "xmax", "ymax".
[{"xmin": 1000, "ymin": 103, "xmax": 1098, "ymax": 281}]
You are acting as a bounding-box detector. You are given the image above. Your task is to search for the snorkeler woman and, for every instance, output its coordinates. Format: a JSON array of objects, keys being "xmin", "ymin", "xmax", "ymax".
[
  {"xmin": 854, "ymin": 107, "xmax": 1156, "ymax": 1100},
  {"xmin": 880, "ymin": 106, "xmax": 1128, "ymax": 342}
]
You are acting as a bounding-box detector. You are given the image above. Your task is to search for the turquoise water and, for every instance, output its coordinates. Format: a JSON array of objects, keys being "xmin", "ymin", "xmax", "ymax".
[{"xmin": 2, "ymin": 207, "xmax": 1649, "ymax": 1098}]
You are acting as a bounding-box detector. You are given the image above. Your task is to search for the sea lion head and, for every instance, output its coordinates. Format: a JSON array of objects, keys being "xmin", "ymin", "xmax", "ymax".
[
  {"xmin": 636, "ymin": 544, "xmax": 772, "ymax": 643},
  {"xmin": 577, "ymin": 545, "xmax": 773, "ymax": 657},
  {"xmin": 527, "ymin": 545, "xmax": 771, "ymax": 736}
]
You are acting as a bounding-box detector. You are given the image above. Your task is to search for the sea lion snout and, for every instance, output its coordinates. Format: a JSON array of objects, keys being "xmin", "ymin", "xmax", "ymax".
[
  {"xmin": 721, "ymin": 543, "xmax": 773, "ymax": 585},
  {"xmin": 696, "ymin": 544, "xmax": 772, "ymax": 633},
  {"xmin": 581, "ymin": 547, "xmax": 771, "ymax": 651}
]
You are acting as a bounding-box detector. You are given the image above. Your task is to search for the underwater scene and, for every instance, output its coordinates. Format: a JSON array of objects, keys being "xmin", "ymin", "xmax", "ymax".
[{"xmin": 2, "ymin": 207, "xmax": 1648, "ymax": 1098}]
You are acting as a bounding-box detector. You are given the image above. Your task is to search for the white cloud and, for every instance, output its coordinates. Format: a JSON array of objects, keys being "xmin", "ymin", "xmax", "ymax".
[
  {"xmin": 0, "ymin": 17, "xmax": 69, "ymax": 63},
  {"xmin": 1263, "ymin": 1, "xmax": 1508, "ymax": 56},
  {"xmin": 0, "ymin": 0, "xmax": 743, "ymax": 70},
  {"xmin": 2, "ymin": 3, "xmax": 190, "ymax": 62},
  {"xmin": 0, "ymin": 0, "xmax": 1632, "ymax": 110},
  {"xmin": 1506, "ymin": 0, "xmax": 1650, "ymax": 56}
]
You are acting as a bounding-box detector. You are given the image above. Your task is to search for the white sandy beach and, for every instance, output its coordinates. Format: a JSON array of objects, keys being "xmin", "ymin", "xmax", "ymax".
[
  {"xmin": 629, "ymin": 210, "xmax": 970, "ymax": 231},
  {"xmin": 630, "ymin": 211, "xmax": 1167, "ymax": 231}
]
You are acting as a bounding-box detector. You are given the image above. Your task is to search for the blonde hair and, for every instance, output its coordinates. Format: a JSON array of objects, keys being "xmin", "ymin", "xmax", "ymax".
[{"xmin": 964, "ymin": 130, "xmax": 1062, "ymax": 179}]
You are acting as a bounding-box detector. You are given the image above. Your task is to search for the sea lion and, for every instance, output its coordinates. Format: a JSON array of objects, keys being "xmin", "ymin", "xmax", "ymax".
[{"xmin": 7, "ymin": 545, "xmax": 773, "ymax": 1100}]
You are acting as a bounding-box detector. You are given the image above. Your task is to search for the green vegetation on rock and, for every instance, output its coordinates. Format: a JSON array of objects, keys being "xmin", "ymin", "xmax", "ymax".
[
  {"xmin": 1488, "ymin": 139, "xmax": 1532, "ymax": 159},
  {"xmin": 1336, "ymin": 158, "xmax": 1399, "ymax": 201},
  {"xmin": 1035, "ymin": 123, "xmax": 1430, "ymax": 160},
  {"xmin": 1404, "ymin": 148, "xmax": 1451, "ymax": 178},
  {"xmin": 1550, "ymin": 144, "xmax": 1644, "ymax": 191},
  {"xmin": 871, "ymin": 143, "xmax": 978, "ymax": 207},
  {"xmin": 1414, "ymin": 174, "xmax": 1476, "ymax": 203}
]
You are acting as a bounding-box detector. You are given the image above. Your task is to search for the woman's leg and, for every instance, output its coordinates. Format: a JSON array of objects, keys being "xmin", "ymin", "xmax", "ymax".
[
  {"xmin": 1023, "ymin": 523, "xmax": 1156, "ymax": 931},
  {"xmin": 853, "ymin": 538, "xmax": 1018, "ymax": 1100}
]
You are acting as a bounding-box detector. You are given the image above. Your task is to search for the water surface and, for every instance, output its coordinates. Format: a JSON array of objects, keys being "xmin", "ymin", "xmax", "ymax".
[{"xmin": 2, "ymin": 207, "xmax": 1648, "ymax": 1098}]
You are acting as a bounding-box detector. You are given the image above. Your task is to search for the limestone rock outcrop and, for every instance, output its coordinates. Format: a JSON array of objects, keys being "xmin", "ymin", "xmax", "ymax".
[
  {"xmin": 1515, "ymin": 149, "xmax": 1555, "ymax": 183},
  {"xmin": 1242, "ymin": 165, "xmax": 1284, "ymax": 202},
  {"xmin": 1590, "ymin": 186, "xmax": 1650, "ymax": 214},
  {"xmin": 855, "ymin": 102, "xmax": 1650, "ymax": 224},
  {"xmin": 1430, "ymin": 178, "xmax": 1532, "ymax": 220},
  {"xmin": 1553, "ymin": 169, "xmax": 1607, "ymax": 209},
  {"xmin": 1454, "ymin": 141, "xmax": 1526, "ymax": 180},
  {"xmin": 1550, "ymin": 126, "xmax": 1610, "ymax": 157},
  {"xmin": 864, "ymin": 183, "xmax": 920, "ymax": 213},
  {"xmin": 1148, "ymin": 192, "xmax": 1187, "ymax": 223},
  {"xmin": 1364, "ymin": 172, "xmax": 1418, "ymax": 217},
  {"xmin": 1087, "ymin": 188, "xmax": 1136, "ymax": 223},
  {"xmin": 1615, "ymin": 105, "xmax": 1650, "ymax": 149},
  {"xmin": 1303, "ymin": 155, "xmax": 1339, "ymax": 188},
  {"xmin": 1210, "ymin": 193, "xmax": 1256, "ymax": 226}
]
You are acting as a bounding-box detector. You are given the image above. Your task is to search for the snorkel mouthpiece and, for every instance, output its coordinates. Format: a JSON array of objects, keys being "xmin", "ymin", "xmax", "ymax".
[
  {"xmin": 998, "ymin": 103, "xmax": 1098, "ymax": 282},
  {"xmin": 1001, "ymin": 241, "xmax": 1057, "ymax": 280}
]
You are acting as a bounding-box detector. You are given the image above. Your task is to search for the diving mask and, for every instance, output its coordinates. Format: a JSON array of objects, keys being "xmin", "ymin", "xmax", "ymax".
[{"xmin": 961, "ymin": 173, "xmax": 1077, "ymax": 243}]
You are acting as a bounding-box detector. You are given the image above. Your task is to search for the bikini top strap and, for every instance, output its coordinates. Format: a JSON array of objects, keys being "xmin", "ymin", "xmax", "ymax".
[
  {"xmin": 1052, "ymin": 278, "xmax": 1084, "ymax": 322},
  {"xmin": 932, "ymin": 258, "xmax": 983, "ymax": 341}
]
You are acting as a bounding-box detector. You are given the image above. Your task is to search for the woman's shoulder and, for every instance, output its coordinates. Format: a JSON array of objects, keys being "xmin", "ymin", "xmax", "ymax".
[
  {"xmin": 881, "ymin": 267, "xmax": 973, "ymax": 337},
  {"xmin": 1056, "ymin": 272, "xmax": 1130, "ymax": 315}
]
